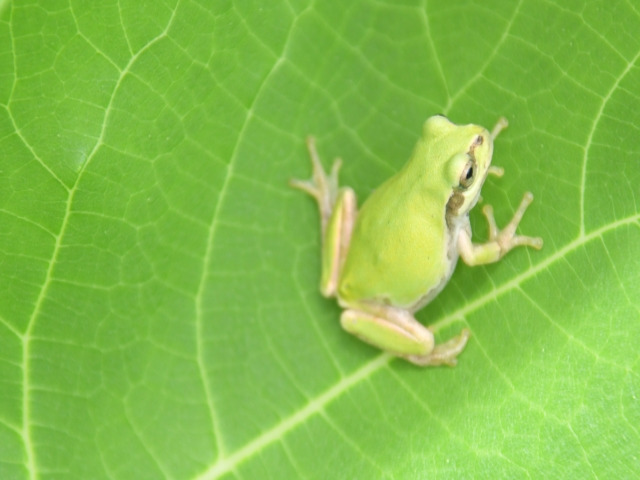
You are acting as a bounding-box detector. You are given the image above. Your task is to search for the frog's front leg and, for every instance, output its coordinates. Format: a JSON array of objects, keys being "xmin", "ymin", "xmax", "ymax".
[
  {"xmin": 341, "ymin": 306, "xmax": 470, "ymax": 366},
  {"xmin": 290, "ymin": 137, "xmax": 357, "ymax": 297},
  {"xmin": 458, "ymin": 192, "xmax": 543, "ymax": 266}
]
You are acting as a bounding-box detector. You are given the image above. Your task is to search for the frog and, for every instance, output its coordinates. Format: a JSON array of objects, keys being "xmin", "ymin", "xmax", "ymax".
[{"xmin": 290, "ymin": 115, "xmax": 543, "ymax": 366}]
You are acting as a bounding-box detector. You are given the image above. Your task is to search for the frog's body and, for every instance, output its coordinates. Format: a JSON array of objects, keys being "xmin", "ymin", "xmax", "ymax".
[
  {"xmin": 291, "ymin": 116, "xmax": 542, "ymax": 366},
  {"xmin": 339, "ymin": 177, "xmax": 453, "ymax": 310}
]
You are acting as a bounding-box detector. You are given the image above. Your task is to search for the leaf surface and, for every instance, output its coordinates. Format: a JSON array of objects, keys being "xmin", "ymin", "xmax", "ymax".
[{"xmin": 1, "ymin": 1, "xmax": 639, "ymax": 478}]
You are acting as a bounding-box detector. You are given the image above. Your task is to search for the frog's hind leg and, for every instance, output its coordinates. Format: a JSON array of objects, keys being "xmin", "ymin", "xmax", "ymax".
[
  {"xmin": 340, "ymin": 307, "xmax": 470, "ymax": 367},
  {"xmin": 290, "ymin": 137, "xmax": 356, "ymax": 297}
]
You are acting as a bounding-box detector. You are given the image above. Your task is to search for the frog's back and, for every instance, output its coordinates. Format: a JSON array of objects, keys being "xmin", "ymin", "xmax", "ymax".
[{"xmin": 337, "ymin": 172, "xmax": 454, "ymax": 310}]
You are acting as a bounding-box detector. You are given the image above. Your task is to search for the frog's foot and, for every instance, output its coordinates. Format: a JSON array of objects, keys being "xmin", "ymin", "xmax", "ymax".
[
  {"xmin": 482, "ymin": 192, "xmax": 544, "ymax": 257},
  {"xmin": 458, "ymin": 192, "xmax": 543, "ymax": 266},
  {"xmin": 290, "ymin": 136, "xmax": 342, "ymax": 232},
  {"xmin": 488, "ymin": 165, "xmax": 504, "ymax": 177},
  {"xmin": 405, "ymin": 328, "xmax": 470, "ymax": 367},
  {"xmin": 491, "ymin": 116, "xmax": 509, "ymax": 139},
  {"xmin": 340, "ymin": 308, "xmax": 470, "ymax": 367}
]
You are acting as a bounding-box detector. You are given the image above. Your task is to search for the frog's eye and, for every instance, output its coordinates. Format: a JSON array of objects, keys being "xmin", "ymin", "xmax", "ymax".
[{"xmin": 459, "ymin": 160, "xmax": 476, "ymax": 189}]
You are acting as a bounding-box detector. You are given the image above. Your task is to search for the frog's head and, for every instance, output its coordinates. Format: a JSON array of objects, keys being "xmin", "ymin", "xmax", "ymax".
[{"xmin": 421, "ymin": 115, "xmax": 495, "ymax": 217}]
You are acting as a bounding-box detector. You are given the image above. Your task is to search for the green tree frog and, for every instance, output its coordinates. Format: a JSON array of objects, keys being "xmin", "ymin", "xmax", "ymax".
[{"xmin": 291, "ymin": 115, "xmax": 543, "ymax": 366}]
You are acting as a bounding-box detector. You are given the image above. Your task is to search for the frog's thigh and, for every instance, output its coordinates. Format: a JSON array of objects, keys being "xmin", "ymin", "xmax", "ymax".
[
  {"xmin": 340, "ymin": 308, "xmax": 434, "ymax": 357},
  {"xmin": 321, "ymin": 188, "xmax": 356, "ymax": 297}
]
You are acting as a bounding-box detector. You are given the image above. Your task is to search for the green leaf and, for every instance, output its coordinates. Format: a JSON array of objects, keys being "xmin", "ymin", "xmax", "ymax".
[{"xmin": 1, "ymin": 0, "xmax": 639, "ymax": 478}]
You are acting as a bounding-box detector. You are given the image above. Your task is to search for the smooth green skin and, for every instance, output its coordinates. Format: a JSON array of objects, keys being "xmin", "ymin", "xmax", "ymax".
[{"xmin": 291, "ymin": 116, "xmax": 543, "ymax": 366}]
